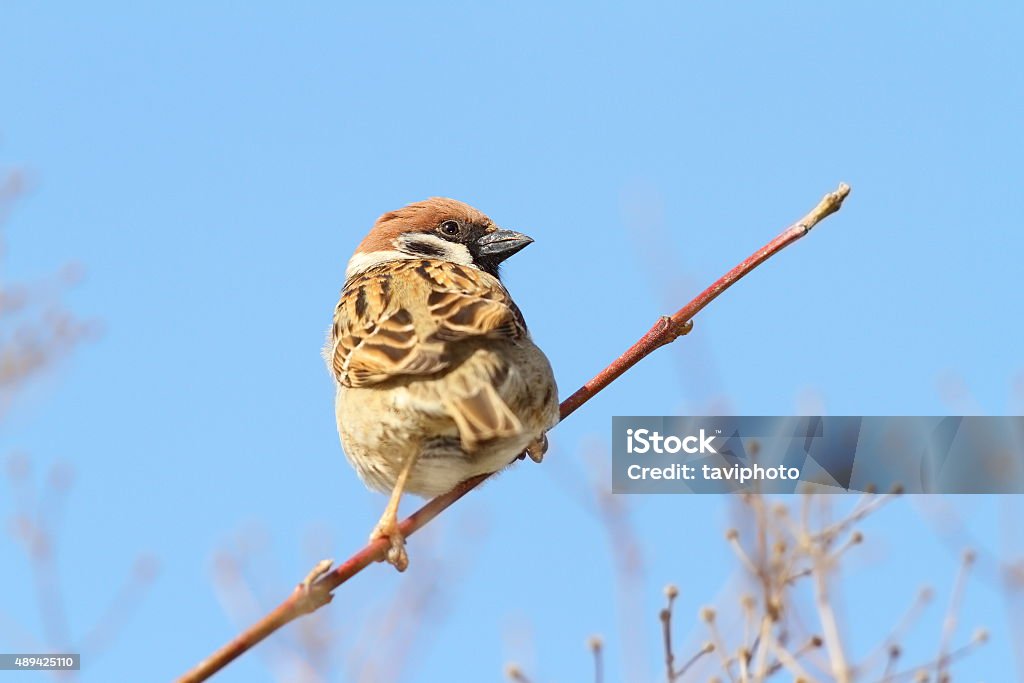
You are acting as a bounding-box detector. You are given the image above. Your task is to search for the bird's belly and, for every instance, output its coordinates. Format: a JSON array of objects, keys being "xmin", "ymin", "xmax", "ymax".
[{"xmin": 335, "ymin": 383, "xmax": 542, "ymax": 498}]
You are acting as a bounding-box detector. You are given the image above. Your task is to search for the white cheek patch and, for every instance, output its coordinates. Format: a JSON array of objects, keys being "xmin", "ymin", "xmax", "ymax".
[
  {"xmin": 345, "ymin": 235, "xmax": 478, "ymax": 279},
  {"xmin": 396, "ymin": 234, "xmax": 474, "ymax": 266}
]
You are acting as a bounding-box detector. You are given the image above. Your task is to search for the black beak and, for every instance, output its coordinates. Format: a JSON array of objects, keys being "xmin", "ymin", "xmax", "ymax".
[{"xmin": 475, "ymin": 229, "xmax": 534, "ymax": 262}]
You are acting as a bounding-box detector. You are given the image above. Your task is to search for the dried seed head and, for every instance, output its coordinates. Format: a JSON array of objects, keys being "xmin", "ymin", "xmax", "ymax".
[
  {"xmin": 726, "ymin": 528, "xmax": 739, "ymax": 541},
  {"xmin": 700, "ymin": 606, "xmax": 716, "ymax": 623},
  {"xmin": 851, "ymin": 531, "xmax": 864, "ymax": 544},
  {"xmin": 664, "ymin": 583, "xmax": 679, "ymax": 599},
  {"xmin": 973, "ymin": 627, "xmax": 989, "ymax": 644}
]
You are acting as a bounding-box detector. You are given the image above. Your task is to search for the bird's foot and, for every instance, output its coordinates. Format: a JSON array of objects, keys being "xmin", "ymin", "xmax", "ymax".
[
  {"xmin": 525, "ymin": 433, "xmax": 549, "ymax": 464},
  {"xmin": 370, "ymin": 518, "xmax": 409, "ymax": 572}
]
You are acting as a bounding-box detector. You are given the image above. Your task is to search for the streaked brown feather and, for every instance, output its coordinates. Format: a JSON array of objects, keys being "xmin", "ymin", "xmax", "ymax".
[{"xmin": 330, "ymin": 259, "xmax": 527, "ymax": 389}]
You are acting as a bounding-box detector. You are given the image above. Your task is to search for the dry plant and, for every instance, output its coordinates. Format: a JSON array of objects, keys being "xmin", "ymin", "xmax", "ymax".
[
  {"xmin": 921, "ymin": 372, "xmax": 1024, "ymax": 678},
  {"xmin": 177, "ymin": 183, "xmax": 851, "ymax": 681},
  {"xmin": 914, "ymin": 496, "xmax": 1024, "ymax": 680},
  {"xmin": 693, "ymin": 494, "xmax": 985, "ymax": 682},
  {"xmin": 547, "ymin": 442, "xmax": 651, "ymax": 682},
  {"xmin": 3, "ymin": 455, "xmax": 160, "ymax": 676},
  {"xmin": 0, "ymin": 161, "xmax": 155, "ymax": 675},
  {"xmin": 506, "ymin": 493, "xmax": 988, "ymax": 683},
  {"xmin": 0, "ymin": 167, "xmax": 92, "ymax": 417}
]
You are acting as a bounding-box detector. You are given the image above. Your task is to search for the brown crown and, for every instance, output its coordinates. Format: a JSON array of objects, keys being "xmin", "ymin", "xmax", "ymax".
[{"xmin": 355, "ymin": 197, "xmax": 494, "ymax": 253}]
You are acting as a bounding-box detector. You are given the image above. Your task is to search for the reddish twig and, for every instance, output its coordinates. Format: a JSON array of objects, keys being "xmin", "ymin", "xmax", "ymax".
[{"xmin": 176, "ymin": 183, "xmax": 851, "ymax": 683}]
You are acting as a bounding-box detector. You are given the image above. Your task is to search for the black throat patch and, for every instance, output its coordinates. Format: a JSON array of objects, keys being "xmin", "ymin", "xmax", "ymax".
[{"xmin": 401, "ymin": 237, "xmax": 446, "ymax": 258}]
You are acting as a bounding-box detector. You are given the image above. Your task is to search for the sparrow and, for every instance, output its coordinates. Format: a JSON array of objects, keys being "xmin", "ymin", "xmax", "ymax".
[{"xmin": 325, "ymin": 198, "xmax": 559, "ymax": 571}]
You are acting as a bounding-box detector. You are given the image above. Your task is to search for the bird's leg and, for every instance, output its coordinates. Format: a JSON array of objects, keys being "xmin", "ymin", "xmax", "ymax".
[
  {"xmin": 370, "ymin": 449, "xmax": 421, "ymax": 572},
  {"xmin": 525, "ymin": 433, "xmax": 549, "ymax": 463}
]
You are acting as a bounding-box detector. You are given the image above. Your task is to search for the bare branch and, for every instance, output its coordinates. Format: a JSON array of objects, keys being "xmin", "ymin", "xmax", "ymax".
[
  {"xmin": 936, "ymin": 549, "xmax": 976, "ymax": 680},
  {"xmin": 176, "ymin": 183, "xmax": 852, "ymax": 683},
  {"xmin": 660, "ymin": 584, "xmax": 679, "ymax": 681}
]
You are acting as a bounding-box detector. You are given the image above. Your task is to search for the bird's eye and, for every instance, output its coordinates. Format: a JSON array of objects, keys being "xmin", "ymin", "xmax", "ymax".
[{"xmin": 438, "ymin": 220, "xmax": 461, "ymax": 237}]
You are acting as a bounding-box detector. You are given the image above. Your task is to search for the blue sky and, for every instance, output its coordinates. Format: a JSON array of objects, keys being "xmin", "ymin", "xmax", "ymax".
[{"xmin": 1, "ymin": 3, "xmax": 1022, "ymax": 681}]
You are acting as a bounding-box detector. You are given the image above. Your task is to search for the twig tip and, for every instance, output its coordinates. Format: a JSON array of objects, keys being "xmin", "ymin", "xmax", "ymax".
[{"xmin": 801, "ymin": 182, "xmax": 853, "ymax": 232}]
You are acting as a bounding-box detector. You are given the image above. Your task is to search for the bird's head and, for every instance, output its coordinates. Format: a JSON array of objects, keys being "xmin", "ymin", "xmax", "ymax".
[{"xmin": 346, "ymin": 197, "xmax": 533, "ymax": 279}]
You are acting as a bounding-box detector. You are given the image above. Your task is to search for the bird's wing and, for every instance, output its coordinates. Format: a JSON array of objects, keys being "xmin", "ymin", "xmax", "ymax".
[
  {"xmin": 329, "ymin": 259, "xmax": 527, "ymax": 390},
  {"xmin": 440, "ymin": 371, "xmax": 523, "ymax": 452}
]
